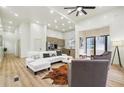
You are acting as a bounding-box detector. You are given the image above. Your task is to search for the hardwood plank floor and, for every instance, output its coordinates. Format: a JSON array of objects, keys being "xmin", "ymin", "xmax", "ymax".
[{"xmin": 0, "ymin": 54, "xmax": 124, "ymax": 87}]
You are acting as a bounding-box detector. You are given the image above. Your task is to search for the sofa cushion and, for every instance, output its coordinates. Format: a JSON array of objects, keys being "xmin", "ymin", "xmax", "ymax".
[
  {"xmin": 56, "ymin": 51, "xmax": 62, "ymax": 56},
  {"xmin": 28, "ymin": 60, "xmax": 50, "ymax": 70},
  {"xmin": 48, "ymin": 51, "xmax": 57, "ymax": 57}
]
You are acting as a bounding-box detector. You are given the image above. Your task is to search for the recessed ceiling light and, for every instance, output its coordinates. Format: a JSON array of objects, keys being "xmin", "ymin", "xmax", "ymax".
[
  {"xmin": 103, "ymin": 15, "xmax": 107, "ymax": 19},
  {"xmin": 36, "ymin": 21, "xmax": 39, "ymax": 24},
  {"xmin": 55, "ymin": 26, "xmax": 58, "ymax": 28},
  {"xmin": 0, "ymin": 24, "xmax": 2, "ymax": 27},
  {"xmin": 68, "ymin": 21, "xmax": 71, "ymax": 23},
  {"xmin": 62, "ymin": 23, "xmax": 65, "ymax": 26},
  {"xmin": 61, "ymin": 16, "xmax": 64, "ymax": 20},
  {"xmin": 14, "ymin": 13, "xmax": 18, "ymax": 17},
  {"xmin": 54, "ymin": 20, "xmax": 57, "ymax": 23},
  {"xmin": 9, "ymin": 21, "xmax": 13, "ymax": 24},
  {"xmin": 50, "ymin": 10, "xmax": 54, "ymax": 14},
  {"xmin": 48, "ymin": 23, "xmax": 51, "ymax": 26}
]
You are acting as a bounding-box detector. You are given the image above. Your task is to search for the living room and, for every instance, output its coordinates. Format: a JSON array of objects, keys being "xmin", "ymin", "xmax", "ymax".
[{"xmin": 0, "ymin": 6, "xmax": 124, "ymax": 88}]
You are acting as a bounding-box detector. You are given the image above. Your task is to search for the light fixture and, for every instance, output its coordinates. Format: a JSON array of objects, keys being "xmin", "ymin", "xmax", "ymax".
[
  {"xmin": 54, "ymin": 20, "xmax": 57, "ymax": 23},
  {"xmin": 103, "ymin": 15, "xmax": 107, "ymax": 19},
  {"xmin": 9, "ymin": 21, "xmax": 13, "ymax": 24},
  {"xmin": 79, "ymin": 13, "xmax": 83, "ymax": 16},
  {"xmin": 48, "ymin": 23, "xmax": 51, "ymax": 26},
  {"xmin": 14, "ymin": 13, "xmax": 18, "ymax": 17},
  {"xmin": 61, "ymin": 16, "xmax": 64, "ymax": 20},
  {"xmin": 62, "ymin": 23, "xmax": 65, "ymax": 26},
  {"xmin": 50, "ymin": 10, "xmax": 54, "ymax": 14},
  {"xmin": 0, "ymin": 24, "xmax": 2, "ymax": 27},
  {"xmin": 36, "ymin": 21, "xmax": 39, "ymax": 24},
  {"xmin": 68, "ymin": 21, "xmax": 71, "ymax": 23},
  {"xmin": 77, "ymin": 7, "xmax": 82, "ymax": 11}
]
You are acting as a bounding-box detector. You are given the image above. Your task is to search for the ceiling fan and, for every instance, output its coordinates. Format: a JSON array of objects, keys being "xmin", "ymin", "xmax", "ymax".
[{"xmin": 64, "ymin": 6, "xmax": 96, "ymax": 16}]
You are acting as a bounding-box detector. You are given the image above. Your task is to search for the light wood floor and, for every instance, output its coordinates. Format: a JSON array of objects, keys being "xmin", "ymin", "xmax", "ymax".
[{"xmin": 0, "ymin": 54, "xmax": 124, "ymax": 87}]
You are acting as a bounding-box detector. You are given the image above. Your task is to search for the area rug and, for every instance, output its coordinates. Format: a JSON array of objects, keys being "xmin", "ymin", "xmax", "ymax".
[{"xmin": 43, "ymin": 64, "xmax": 68, "ymax": 85}]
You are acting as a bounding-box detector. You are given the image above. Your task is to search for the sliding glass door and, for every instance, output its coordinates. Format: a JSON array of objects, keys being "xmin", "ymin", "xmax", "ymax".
[
  {"xmin": 96, "ymin": 36, "xmax": 105, "ymax": 55},
  {"xmin": 86, "ymin": 37, "xmax": 95, "ymax": 56},
  {"xmin": 86, "ymin": 35, "xmax": 110, "ymax": 56}
]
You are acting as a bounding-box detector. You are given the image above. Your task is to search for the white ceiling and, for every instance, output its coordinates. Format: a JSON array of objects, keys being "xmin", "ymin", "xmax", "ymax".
[
  {"xmin": 53, "ymin": 6, "xmax": 118, "ymax": 23},
  {"xmin": 0, "ymin": 6, "xmax": 119, "ymax": 33}
]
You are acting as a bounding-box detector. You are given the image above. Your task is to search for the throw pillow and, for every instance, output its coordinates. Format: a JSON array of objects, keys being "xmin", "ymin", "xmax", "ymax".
[
  {"xmin": 43, "ymin": 53, "xmax": 50, "ymax": 58},
  {"xmin": 56, "ymin": 51, "xmax": 62, "ymax": 56}
]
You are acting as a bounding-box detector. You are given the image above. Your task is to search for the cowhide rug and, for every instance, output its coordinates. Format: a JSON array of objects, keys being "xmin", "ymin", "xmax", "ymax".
[{"xmin": 43, "ymin": 64, "xmax": 68, "ymax": 85}]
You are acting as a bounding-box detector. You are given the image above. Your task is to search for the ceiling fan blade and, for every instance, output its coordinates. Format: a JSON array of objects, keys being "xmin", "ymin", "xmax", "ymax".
[
  {"xmin": 68, "ymin": 9, "xmax": 76, "ymax": 15},
  {"xmin": 81, "ymin": 9, "xmax": 87, "ymax": 15},
  {"xmin": 64, "ymin": 7, "xmax": 76, "ymax": 9},
  {"xmin": 76, "ymin": 11, "xmax": 79, "ymax": 16},
  {"xmin": 82, "ymin": 6, "xmax": 96, "ymax": 9}
]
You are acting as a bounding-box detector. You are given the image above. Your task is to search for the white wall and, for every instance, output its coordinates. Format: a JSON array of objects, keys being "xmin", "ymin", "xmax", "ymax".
[
  {"xmin": 19, "ymin": 22, "xmax": 47, "ymax": 58},
  {"xmin": 19, "ymin": 22, "xmax": 31, "ymax": 58},
  {"xmin": 0, "ymin": 18, "xmax": 3, "ymax": 62},
  {"xmin": 30, "ymin": 23, "xmax": 47, "ymax": 51},
  {"xmin": 3, "ymin": 32, "xmax": 18, "ymax": 54},
  {"xmin": 47, "ymin": 29, "xmax": 64, "ymax": 39},
  {"xmin": 75, "ymin": 7, "xmax": 124, "ymax": 66},
  {"xmin": 64, "ymin": 31, "xmax": 75, "ymax": 49}
]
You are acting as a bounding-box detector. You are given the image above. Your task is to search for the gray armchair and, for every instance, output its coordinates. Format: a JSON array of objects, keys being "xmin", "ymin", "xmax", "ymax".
[
  {"xmin": 68, "ymin": 60, "xmax": 109, "ymax": 87},
  {"xmin": 92, "ymin": 51, "xmax": 112, "ymax": 61}
]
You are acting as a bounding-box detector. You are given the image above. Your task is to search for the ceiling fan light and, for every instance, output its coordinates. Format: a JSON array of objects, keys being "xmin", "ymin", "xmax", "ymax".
[{"xmin": 77, "ymin": 7, "xmax": 82, "ymax": 11}]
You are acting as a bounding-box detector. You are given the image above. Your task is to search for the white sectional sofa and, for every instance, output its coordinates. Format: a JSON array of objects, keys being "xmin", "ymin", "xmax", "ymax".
[{"xmin": 25, "ymin": 51, "xmax": 71, "ymax": 74}]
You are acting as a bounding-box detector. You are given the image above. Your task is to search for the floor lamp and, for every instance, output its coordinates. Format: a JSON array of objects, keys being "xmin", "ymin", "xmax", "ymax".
[{"xmin": 111, "ymin": 41, "xmax": 123, "ymax": 67}]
